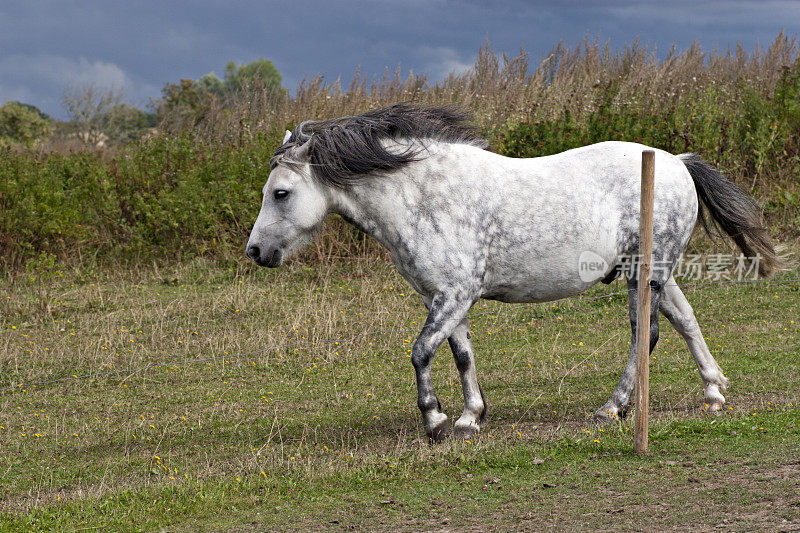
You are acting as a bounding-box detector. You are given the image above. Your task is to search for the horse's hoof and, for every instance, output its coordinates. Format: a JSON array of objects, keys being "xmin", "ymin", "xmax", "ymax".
[
  {"xmin": 593, "ymin": 405, "xmax": 622, "ymax": 424},
  {"xmin": 426, "ymin": 419, "xmax": 451, "ymax": 442},
  {"xmin": 451, "ymin": 421, "xmax": 480, "ymax": 440},
  {"xmin": 705, "ymin": 400, "xmax": 724, "ymax": 413}
]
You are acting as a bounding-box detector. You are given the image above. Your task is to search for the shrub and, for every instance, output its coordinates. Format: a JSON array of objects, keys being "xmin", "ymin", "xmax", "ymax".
[
  {"xmin": 2, "ymin": 34, "xmax": 799, "ymax": 269},
  {"xmin": 0, "ymin": 101, "xmax": 53, "ymax": 147}
]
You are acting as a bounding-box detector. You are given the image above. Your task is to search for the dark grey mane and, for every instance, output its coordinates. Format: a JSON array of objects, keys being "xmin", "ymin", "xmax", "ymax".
[{"xmin": 271, "ymin": 103, "xmax": 489, "ymax": 188}]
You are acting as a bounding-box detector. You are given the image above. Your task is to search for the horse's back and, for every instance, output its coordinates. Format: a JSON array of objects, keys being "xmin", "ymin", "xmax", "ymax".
[{"xmin": 468, "ymin": 141, "xmax": 698, "ymax": 302}]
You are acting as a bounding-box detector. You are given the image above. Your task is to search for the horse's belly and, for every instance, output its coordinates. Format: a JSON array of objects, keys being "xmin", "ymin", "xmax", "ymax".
[
  {"xmin": 480, "ymin": 223, "xmax": 620, "ymax": 303},
  {"xmin": 481, "ymin": 263, "xmax": 596, "ymax": 303}
]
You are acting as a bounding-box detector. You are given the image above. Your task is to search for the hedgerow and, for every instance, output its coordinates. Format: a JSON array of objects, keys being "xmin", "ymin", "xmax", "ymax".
[{"xmin": 2, "ymin": 35, "xmax": 798, "ymax": 268}]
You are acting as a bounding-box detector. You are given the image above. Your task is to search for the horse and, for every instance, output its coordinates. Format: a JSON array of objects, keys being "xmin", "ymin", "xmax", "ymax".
[{"xmin": 246, "ymin": 103, "xmax": 783, "ymax": 441}]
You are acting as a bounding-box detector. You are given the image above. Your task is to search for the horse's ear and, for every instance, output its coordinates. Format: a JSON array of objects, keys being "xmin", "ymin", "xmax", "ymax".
[
  {"xmin": 294, "ymin": 140, "xmax": 311, "ymax": 160},
  {"xmin": 282, "ymin": 130, "xmax": 292, "ymax": 144}
]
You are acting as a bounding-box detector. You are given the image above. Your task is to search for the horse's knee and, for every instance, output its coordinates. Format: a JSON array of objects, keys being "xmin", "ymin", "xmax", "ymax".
[{"xmin": 410, "ymin": 345, "xmax": 431, "ymax": 370}]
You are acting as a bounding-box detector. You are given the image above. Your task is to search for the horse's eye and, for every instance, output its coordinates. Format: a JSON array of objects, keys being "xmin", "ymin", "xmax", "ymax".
[{"xmin": 274, "ymin": 189, "xmax": 289, "ymax": 200}]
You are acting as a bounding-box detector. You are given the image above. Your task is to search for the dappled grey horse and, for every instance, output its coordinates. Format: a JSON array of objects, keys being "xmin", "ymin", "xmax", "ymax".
[{"xmin": 246, "ymin": 104, "xmax": 782, "ymax": 441}]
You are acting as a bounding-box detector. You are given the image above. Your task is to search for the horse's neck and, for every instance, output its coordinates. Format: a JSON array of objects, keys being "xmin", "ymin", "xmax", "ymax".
[
  {"xmin": 330, "ymin": 177, "xmax": 414, "ymax": 252},
  {"xmin": 328, "ymin": 144, "xmax": 494, "ymax": 252}
]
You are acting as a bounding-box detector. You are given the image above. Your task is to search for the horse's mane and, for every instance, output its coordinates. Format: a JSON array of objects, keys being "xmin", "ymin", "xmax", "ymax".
[{"xmin": 271, "ymin": 103, "xmax": 489, "ymax": 188}]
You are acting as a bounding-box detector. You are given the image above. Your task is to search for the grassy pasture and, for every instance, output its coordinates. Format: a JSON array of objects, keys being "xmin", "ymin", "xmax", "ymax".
[
  {"xmin": 1, "ymin": 253, "xmax": 798, "ymax": 531},
  {"xmin": 1, "ymin": 32, "xmax": 799, "ymax": 532}
]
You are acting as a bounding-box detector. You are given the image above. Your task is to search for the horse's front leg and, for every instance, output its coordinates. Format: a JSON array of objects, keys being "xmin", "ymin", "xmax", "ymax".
[
  {"xmin": 448, "ymin": 318, "xmax": 486, "ymax": 439},
  {"xmin": 413, "ymin": 292, "xmax": 473, "ymax": 441}
]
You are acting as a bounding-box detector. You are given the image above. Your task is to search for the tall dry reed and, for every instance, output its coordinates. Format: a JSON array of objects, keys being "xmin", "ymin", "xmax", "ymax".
[{"xmin": 165, "ymin": 32, "xmax": 798, "ymax": 146}]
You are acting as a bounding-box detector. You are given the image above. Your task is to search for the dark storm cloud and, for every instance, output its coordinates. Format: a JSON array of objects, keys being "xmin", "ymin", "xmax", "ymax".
[{"xmin": 0, "ymin": 1, "xmax": 796, "ymax": 117}]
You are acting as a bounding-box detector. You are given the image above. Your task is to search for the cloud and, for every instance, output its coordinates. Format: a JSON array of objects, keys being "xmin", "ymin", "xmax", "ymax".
[
  {"xmin": 417, "ymin": 46, "xmax": 476, "ymax": 79},
  {"xmin": 159, "ymin": 23, "xmax": 209, "ymax": 54},
  {"xmin": 0, "ymin": 54, "xmax": 129, "ymax": 91},
  {"xmin": 604, "ymin": 0, "xmax": 800, "ymax": 29},
  {"xmin": 0, "ymin": 1, "xmax": 794, "ymax": 117},
  {"xmin": 0, "ymin": 54, "xmax": 131, "ymax": 116},
  {"xmin": 0, "ymin": 83, "xmax": 36, "ymax": 106}
]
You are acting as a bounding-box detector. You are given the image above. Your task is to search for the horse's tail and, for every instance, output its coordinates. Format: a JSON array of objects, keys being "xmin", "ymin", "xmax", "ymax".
[{"xmin": 679, "ymin": 153, "xmax": 788, "ymax": 277}]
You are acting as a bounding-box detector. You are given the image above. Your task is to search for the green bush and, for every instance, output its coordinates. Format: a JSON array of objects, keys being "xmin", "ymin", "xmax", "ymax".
[
  {"xmin": 1, "ymin": 38, "xmax": 799, "ymax": 268},
  {"xmin": 0, "ymin": 133, "xmax": 278, "ymax": 266},
  {"xmin": 0, "ymin": 101, "xmax": 53, "ymax": 147},
  {"xmin": 3, "ymin": 70, "xmax": 799, "ymax": 269}
]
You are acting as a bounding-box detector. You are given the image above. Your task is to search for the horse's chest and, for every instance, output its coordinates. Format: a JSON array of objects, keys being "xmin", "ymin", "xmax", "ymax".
[{"xmin": 388, "ymin": 229, "xmax": 485, "ymax": 296}]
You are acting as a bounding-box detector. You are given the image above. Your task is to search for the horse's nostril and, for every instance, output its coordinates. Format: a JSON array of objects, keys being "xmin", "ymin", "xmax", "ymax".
[{"xmin": 246, "ymin": 245, "xmax": 260, "ymax": 260}]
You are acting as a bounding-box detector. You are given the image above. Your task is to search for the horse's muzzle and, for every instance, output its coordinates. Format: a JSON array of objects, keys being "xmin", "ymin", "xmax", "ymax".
[{"xmin": 246, "ymin": 244, "xmax": 283, "ymax": 268}]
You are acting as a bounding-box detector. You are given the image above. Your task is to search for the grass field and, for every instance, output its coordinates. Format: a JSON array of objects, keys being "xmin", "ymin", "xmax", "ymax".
[{"xmin": 1, "ymin": 252, "xmax": 799, "ymax": 531}]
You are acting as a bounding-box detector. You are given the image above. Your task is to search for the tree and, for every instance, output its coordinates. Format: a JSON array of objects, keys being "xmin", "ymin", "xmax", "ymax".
[
  {"xmin": 12, "ymin": 102, "xmax": 51, "ymax": 121},
  {"xmin": 156, "ymin": 78, "xmax": 212, "ymax": 131},
  {"xmin": 223, "ymin": 58, "xmax": 282, "ymax": 93},
  {"xmin": 155, "ymin": 59, "xmax": 284, "ymax": 134},
  {"xmin": 0, "ymin": 101, "xmax": 53, "ymax": 147},
  {"xmin": 196, "ymin": 72, "xmax": 225, "ymax": 96},
  {"xmin": 61, "ymin": 84, "xmax": 124, "ymax": 146},
  {"xmin": 98, "ymin": 104, "xmax": 151, "ymax": 145}
]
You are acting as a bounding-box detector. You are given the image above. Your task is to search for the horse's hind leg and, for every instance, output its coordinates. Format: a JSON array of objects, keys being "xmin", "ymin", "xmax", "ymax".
[
  {"xmin": 659, "ymin": 276, "xmax": 729, "ymax": 411},
  {"xmin": 448, "ymin": 318, "xmax": 486, "ymax": 439},
  {"xmin": 595, "ymin": 277, "xmax": 662, "ymax": 421}
]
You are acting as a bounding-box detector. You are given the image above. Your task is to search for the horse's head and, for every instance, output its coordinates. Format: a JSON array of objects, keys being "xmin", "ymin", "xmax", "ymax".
[{"xmin": 246, "ymin": 133, "xmax": 329, "ymax": 268}]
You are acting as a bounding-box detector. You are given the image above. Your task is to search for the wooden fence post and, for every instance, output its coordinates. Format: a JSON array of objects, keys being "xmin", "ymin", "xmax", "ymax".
[{"xmin": 635, "ymin": 150, "xmax": 655, "ymax": 456}]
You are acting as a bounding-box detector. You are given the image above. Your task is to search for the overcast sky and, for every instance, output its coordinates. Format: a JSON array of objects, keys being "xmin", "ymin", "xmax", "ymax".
[{"xmin": 1, "ymin": 1, "xmax": 797, "ymax": 118}]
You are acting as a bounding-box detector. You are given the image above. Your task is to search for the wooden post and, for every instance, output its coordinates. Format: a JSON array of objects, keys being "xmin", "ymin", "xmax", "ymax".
[{"xmin": 635, "ymin": 150, "xmax": 655, "ymax": 456}]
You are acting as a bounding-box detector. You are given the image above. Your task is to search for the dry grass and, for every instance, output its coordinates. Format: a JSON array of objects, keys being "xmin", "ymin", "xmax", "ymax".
[
  {"xmin": 165, "ymin": 33, "xmax": 799, "ymax": 144},
  {"xmin": 1, "ymin": 253, "xmax": 798, "ymax": 528}
]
